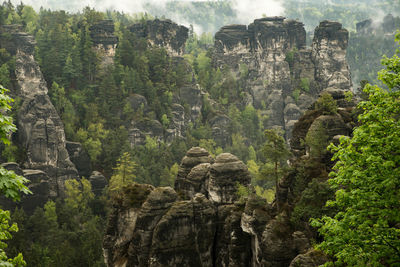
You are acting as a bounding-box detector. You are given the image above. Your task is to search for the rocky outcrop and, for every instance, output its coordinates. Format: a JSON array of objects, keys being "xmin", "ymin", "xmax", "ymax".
[
  {"xmin": 89, "ymin": 171, "xmax": 108, "ymax": 196},
  {"xmin": 289, "ymin": 249, "xmax": 329, "ymax": 267},
  {"xmin": 174, "ymin": 147, "xmax": 214, "ymax": 199},
  {"xmin": 213, "ymin": 18, "xmax": 351, "ymax": 139},
  {"xmin": 208, "ymin": 153, "xmax": 250, "ymax": 204},
  {"xmin": 312, "ymin": 21, "xmax": 351, "ymax": 91},
  {"xmin": 104, "ymin": 148, "xmax": 253, "ymax": 267},
  {"xmin": 0, "ymin": 163, "xmax": 51, "ymax": 214},
  {"xmin": 103, "ymin": 146, "xmax": 322, "ymax": 267},
  {"xmin": 0, "ymin": 26, "xmax": 78, "ymax": 199},
  {"xmin": 104, "ymin": 89, "xmax": 359, "ymax": 266},
  {"xmin": 128, "ymin": 119, "xmax": 164, "ymax": 147},
  {"xmin": 130, "ymin": 19, "xmax": 188, "ymax": 56},
  {"xmin": 66, "ymin": 141, "xmax": 92, "ymax": 178},
  {"xmin": 90, "ymin": 20, "xmax": 118, "ymax": 65}
]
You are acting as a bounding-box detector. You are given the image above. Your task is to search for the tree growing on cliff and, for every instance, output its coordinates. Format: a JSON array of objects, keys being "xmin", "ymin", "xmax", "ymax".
[
  {"xmin": 108, "ymin": 152, "xmax": 137, "ymax": 195},
  {"xmin": 311, "ymin": 33, "xmax": 400, "ymax": 266}
]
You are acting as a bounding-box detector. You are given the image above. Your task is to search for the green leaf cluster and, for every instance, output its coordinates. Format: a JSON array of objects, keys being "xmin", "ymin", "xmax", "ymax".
[{"xmin": 312, "ymin": 33, "xmax": 400, "ymax": 266}]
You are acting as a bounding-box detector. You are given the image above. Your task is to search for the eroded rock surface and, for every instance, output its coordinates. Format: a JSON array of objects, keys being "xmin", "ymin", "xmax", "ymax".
[
  {"xmin": 104, "ymin": 148, "xmax": 253, "ymax": 267},
  {"xmin": 0, "ymin": 26, "xmax": 78, "ymax": 204},
  {"xmin": 214, "ymin": 18, "xmax": 351, "ymax": 139},
  {"xmin": 104, "ymin": 87, "xmax": 358, "ymax": 266},
  {"xmin": 90, "ymin": 20, "xmax": 118, "ymax": 65},
  {"xmin": 130, "ymin": 19, "xmax": 188, "ymax": 56}
]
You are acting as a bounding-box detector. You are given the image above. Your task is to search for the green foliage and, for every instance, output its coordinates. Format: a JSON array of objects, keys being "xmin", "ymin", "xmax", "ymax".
[
  {"xmin": 109, "ymin": 152, "xmax": 137, "ymax": 195},
  {"xmin": 159, "ymin": 163, "xmax": 178, "ymax": 187},
  {"xmin": 314, "ymin": 92, "xmax": 338, "ymax": 115},
  {"xmin": 285, "ymin": 48, "xmax": 297, "ymax": 64},
  {"xmin": 262, "ymin": 129, "xmax": 290, "ymax": 194},
  {"xmin": 0, "ymin": 85, "xmax": 30, "ymax": 266},
  {"xmin": 300, "ymin": 77, "xmax": 310, "ymax": 92},
  {"xmin": 254, "ymin": 185, "xmax": 275, "ymax": 203},
  {"xmin": 291, "ymin": 179, "xmax": 334, "ymax": 226},
  {"xmin": 236, "ymin": 183, "xmax": 250, "ymax": 203},
  {"xmin": 0, "ymin": 86, "xmax": 16, "ymax": 146},
  {"xmin": 344, "ymin": 90, "xmax": 354, "ymax": 102},
  {"xmin": 77, "ymin": 123, "xmax": 109, "ymax": 164},
  {"xmin": 198, "ymin": 139, "xmax": 222, "ymax": 157},
  {"xmin": 292, "ymin": 89, "xmax": 300, "ymax": 102},
  {"xmin": 239, "ymin": 63, "xmax": 249, "ymax": 79},
  {"xmin": 65, "ymin": 179, "xmax": 94, "ymax": 213},
  {"xmin": 0, "ymin": 209, "xmax": 26, "ymax": 267},
  {"xmin": 311, "ymin": 35, "xmax": 400, "ymax": 266},
  {"xmin": 305, "ymin": 120, "xmax": 329, "ymax": 158}
]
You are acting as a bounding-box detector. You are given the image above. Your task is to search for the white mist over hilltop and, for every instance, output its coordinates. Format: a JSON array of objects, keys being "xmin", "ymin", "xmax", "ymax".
[
  {"xmin": 232, "ymin": 0, "xmax": 284, "ymax": 25},
  {"xmin": 9, "ymin": 0, "xmax": 283, "ymax": 26}
]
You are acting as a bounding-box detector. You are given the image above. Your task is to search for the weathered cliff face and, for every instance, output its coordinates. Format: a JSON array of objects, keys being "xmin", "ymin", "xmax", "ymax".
[
  {"xmin": 104, "ymin": 147, "xmax": 253, "ymax": 267},
  {"xmin": 90, "ymin": 20, "xmax": 118, "ymax": 65},
  {"xmin": 0, "ymin": 26, "xmax": 78, "ymax": 208},
  {"xmin": 213, "ymin": 18, "xmax": 351, "ymax": 139},
  {"xmin": 126, "ymin": 22, "xmax": 204, "ymax": 147},
  {"xmin": 130, "ymin": 19, "xmax": 188, "ymax": 56}
]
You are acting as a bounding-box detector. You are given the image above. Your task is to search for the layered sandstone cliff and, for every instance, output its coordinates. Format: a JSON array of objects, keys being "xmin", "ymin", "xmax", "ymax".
[
  {"xmin": 0, "ymin": 25, "xmax": 79, "ymax": 212},
  {"xmin": 213, "ymin": 18, "xmax": 351, "ymax": 139}
]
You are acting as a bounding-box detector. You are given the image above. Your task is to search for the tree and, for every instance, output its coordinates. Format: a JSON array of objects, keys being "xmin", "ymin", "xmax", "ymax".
[
  {"xmin": 108, "ymin": 152, "xmax": 137, "ymax": 195},
  {"xmin": 0, "ymin": 85, "xmax": 30, "ymax": 266},
  {"xmin": 311, "ymin": 33, "xmax": 400, "ymax": 266},
  {"xmin": 262, "ymin": 129, "xmax": 290, "ymax": 203}
]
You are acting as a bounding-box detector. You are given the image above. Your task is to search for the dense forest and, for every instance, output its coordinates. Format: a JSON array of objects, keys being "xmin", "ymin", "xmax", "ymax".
[{"xmin": 0, "ymin": 0, "xmax": 398, "ymax": 266}]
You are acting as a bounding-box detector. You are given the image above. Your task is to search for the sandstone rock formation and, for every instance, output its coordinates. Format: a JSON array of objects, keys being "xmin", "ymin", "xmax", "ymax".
[
  {"xmin": 130, "ymin": 19, "xmax": 188, "ymax": 56},
  {"xmin": 119, "ymin": 17, "xmax": 352, "ymax": 147},
  {"xmin": 0, "ymin": 163, "xmax": 51, "ymax": 214},
  {"xmin": 89, "ymin": 171, "xmax": 108, "ymax": 196},
  {"xmin": 104, "ymin": 89, "xmax": 358, "ymax": 266},
  {"xmin": 0, "ymin": 26, "xmax": 78, "ymax": 201},
  {"xmin": 124, "ymin": 22, "xmax": 203, "ymax": 146},
  {"xmin": 90, "ymin": 20, "xmax": 118, "ymax": 65},
  {"xmin": 213, "ymin": 18, "xmax": 351, "ymax": 139},
  {"xmin": 104, "ymin": 147, "xmax": 253, "ymax": 266}
]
